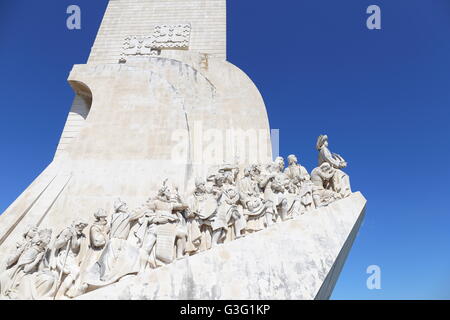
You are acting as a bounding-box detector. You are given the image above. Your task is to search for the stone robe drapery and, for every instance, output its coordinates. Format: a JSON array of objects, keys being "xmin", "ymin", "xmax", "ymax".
[
  {"xmin": 238, "ymin": 177, "xmax": 266, "ymax": 232},
  {"xmin": 0, "ymin": 246, "xmax": 57, "ymax": 300},
  {"xmin": 85, "ymin": 210, "xmax": 143, "ymax": 287}
]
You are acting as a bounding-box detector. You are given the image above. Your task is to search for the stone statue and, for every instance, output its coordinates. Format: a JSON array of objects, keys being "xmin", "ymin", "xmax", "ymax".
[
  {"xmin": 217, "ymin": 168, "xmax": 246, "ymax": 242},
  {"xmin": 284, "ymin": 155, "xmax": 310, "ymax": 182},
  {"xmin": 0, "ymin": 229, "xmax": 59, "ymax": 300},
  {"xmin": 204, "ymin": 166, "xmax": 245, "ymax": 246},
  {"xmin": 89, "ymin": 209, "xmax": 110, "ymax": 251},
  {"xmin": 284, "ymin": 155, "xmax": 314, "ymax": 216},
  {"xmin": 316, "ymin": 135, "xmax": 352, "ymax": 197},
  {"xmin": 259, "ymin": 157, "xmax": 290, "ymax": 224},
  {"xmin": 169, "ymin": 186, "xmax": 190, "ymax": 260},
  {"xmin": 5, "ymin": 226, "xmax": 38, "ymax": 270},
  {"xmin": 136, "ymin": 180, "xmax": 189, "ymax": 268},
  {"xmin": 67, "ymin": 209, "xmax": 110, "ymax": 298},
  {"xmin": 186, "ymin": 178, "xmax": 216, "ymax": 253},
  {"xmin": 310, "ymin": 163, "xmax": 342, "ymax": 207},
  {"xmin": 238, "ymin": 166, "xmax": 267, "ymax": 233},
  {"xmin": 51, "ymin": 219, "xmax": 89, "ymax": 298},
  {"xmin": 85, "ymin": 199, "xmax": 143, "ymax": 287}
]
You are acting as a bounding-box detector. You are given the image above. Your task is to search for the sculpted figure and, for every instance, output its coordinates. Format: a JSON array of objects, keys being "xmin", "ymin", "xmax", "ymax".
[
  {"xmin": 5, "ymin": 226, "xmax": 38, "ymax": 270},
  {"xmin": 186, "ymin": 178, "xmax": 216, "ymax": 253},
  {"xmin": 89, "ymin": 209, "xmax": 110, "ymax": 252},
  {"xmin": 317, "ymin": 135, "xmax": 352, "ymax": 197},
  {"xmin": 217, "ymin": 167, "xmax": 246, "ymax": 242},
  {"xmin": 205, "ymin": 166, "xmax": 245, "ymax": 246},
  {"xmin": 310, "ymin": 163, "xmax": 342, "ymax": 207},
  {"xmin": 284, "ymin": 155, "xmax": 310, "ymax": 182},
  {"xmin": 169, "ymin": 186, "xmax": 190, "ymax": 260},
  {"xmin": 68, "ymin": 209, "xmax": 110, "ymax": 298},
  {"xmin": 0, "ymin": 229, "xmax": 56, "ymax": 300},
  {"xmin": 52, "ymin": 220, "xmax": 89, "ymax": 298},
  {"xmin": 135, "ymin": 181, "xmax": 189, "ymax": 269},
  {"xmin": 86, "ymin": 199, "xmax": 143, "ymax": 286},
  {"xmin": 238, "ymin": 166, "xmax": 267, "ymax": 233},
  {"xmin": 284, "ymin": 155, "xmax": 314, "ymax": 215},
  {"xmin": 259, "ymin": 157, "xmax": 290, "ymax": 223}
]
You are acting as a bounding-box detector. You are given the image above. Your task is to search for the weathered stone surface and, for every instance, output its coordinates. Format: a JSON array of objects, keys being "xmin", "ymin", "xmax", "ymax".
[{"xmin": 78, "ymin": 192, "xmax": 366, "ymax": 300}]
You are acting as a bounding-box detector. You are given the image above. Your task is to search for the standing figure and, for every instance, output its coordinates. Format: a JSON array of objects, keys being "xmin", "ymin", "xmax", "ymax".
[
  {"xmin": 0, "ymin": 229, "xmax": 55, "ymax": 300},
  {"xmin": 186, "ymin": 178, "xmax": 216, "ymax": 253},
  {"xmin": 284, "ymin": 155, "xmax": 314, "ymax": 215},
  {"xmin": 86, "ymin": 199, "xmax": 144, "ymax": 286},
  {"xmin": 69, "ymin": 209, "xmax": 110, "ymax": 297},
  {"xmin": 238, "ymin": 166, "xmax": 267, "ymax": 233},
  {"xmin": 52, "ymin": 220, "xmax": 89, "ymax": 299},
  {"xmin": 89, "ymin": 209, "xmax": 110, "ymax": 252},
  {"xmin": 218, "ymin": 170, "xmax": 246, "ymax": 242},
  {"xmin": 316, "ymin": 135, "xmax": 352, "ymax": 197},
  {"xmin": 284, "ymin": 155, "xmax": 310, "ymax": 182},
  {"xmin": 5, "ymin": 226, "xmax": 38, "ymax": 270},
  {"xmin": 259, "ymin": 157, "xmax": 290, "ymax": 223},
  {"xmin": 310, "ymin": 163, "xmax": 342, "ymax": 207},
  {"xmin": 169, "ymin": 186, "xmax": 190, "ymax": 260},
  {"xmin": 138, "ymin": 180, "xmax": 189, "ymax": 268},
  {"xmin": 206, "ymin": 166, "xmax": 244, "ymax": 246}
]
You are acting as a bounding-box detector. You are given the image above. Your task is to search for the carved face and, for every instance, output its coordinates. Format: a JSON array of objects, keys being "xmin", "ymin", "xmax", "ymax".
[
  {"xmin": 225, "ymin": 186, "xmax": 237, "ymax": 198},
  {"xmin": 26, "ymin": 227, "xmax": 38, "ymax": 240},
  {"xmin": 250, "ymin": 166, "xmax": 261, "ymax": 179},
  {"xmin": 320, "ymin": 163, "xmax": 332, "ymax": 175},
  {"xmin": 214, "ymin": 175, "xmax": 225, "ymax": 187},
  {"xmin": 39, "ymin": 230, "xmax": 52, "ymax": 247},
  {"xmin": 225, "ymin": 172, "xmax": 235, "ymax": 184},
  {"xmin": 196, "ymin": 182, "xmax": 207, "ymax": 194},
  {"xmin": 274, "ymin": 157, "xmax": 285, "ymax": 172},
  {"xmin": 97, "ymin": 216, "xmax": 107, "ymax": 224},
  {"xmin": 288, "ymin": 155, "xmax": 297, "ymax": 166},
  {"xmin": 74, "ymin": 222, "xmax": 88, "ymax": 235}
]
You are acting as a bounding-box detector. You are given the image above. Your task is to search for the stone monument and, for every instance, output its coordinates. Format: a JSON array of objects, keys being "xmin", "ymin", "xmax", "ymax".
[{"xmin": 0, "ymin": 0, "xmax": 366, "ymax": 300}]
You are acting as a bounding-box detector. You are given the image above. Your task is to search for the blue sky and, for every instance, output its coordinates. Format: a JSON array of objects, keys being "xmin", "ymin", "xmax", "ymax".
[{"xmin": 1, "ymin": 0, "xmax": 449, "ymax": 299}]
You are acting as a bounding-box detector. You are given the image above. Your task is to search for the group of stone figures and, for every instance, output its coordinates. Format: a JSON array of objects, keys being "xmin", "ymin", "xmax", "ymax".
[{"xmin": 0, "ymin": 135, "xmax": 352, "ymax": 300}]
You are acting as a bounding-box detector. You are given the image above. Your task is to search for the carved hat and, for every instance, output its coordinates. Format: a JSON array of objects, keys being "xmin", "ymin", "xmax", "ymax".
[
  {"xmin": 316, "ymin": 135, "xmax": 328, "ymax": 150},
  {"xmin": 94, "ymin": 208, "xmax": 108, "ymax": 219},
  {"xmin": 72, "ymin": 219, "xmax": 88, "ymax": 229},
  {"xmin": 113, "ymin": 198, "xmax": 127, "ymax": 212}
]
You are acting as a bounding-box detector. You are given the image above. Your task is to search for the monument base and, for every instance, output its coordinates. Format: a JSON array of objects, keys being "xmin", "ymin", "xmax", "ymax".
[{"xmin": 77, "ymin": 192, "xmax": 366, "ymax": 300}]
